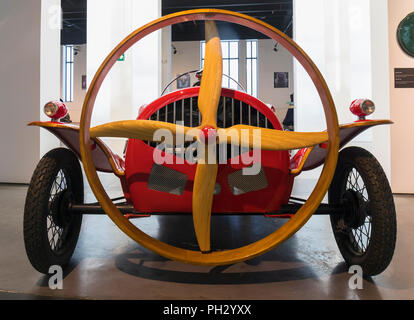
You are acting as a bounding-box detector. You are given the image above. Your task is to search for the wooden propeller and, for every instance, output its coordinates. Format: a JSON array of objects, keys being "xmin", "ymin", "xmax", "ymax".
[
  {"xmin": 90, "ymin": 119, "xmax": 197, "ymax": 142},
  {"xmin": 191, "ymin": 21, "xmax": 222, "ymax": 252},
  {"xmin": 218, "ymin": 125, "xmax": 329, "ymax": 151},
  {"xmin": 197, "ymin": 21, "xmax": 223, "ymax": 129}
]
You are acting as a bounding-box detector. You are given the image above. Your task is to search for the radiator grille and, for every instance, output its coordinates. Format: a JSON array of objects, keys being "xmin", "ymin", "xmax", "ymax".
[
  {"xmin": 146, "ymin": 96, "xmax": 274, "ymax": 153},
  {"xmin": 148, "ymin": 96, "xmax": 273, "ymax": 129}
]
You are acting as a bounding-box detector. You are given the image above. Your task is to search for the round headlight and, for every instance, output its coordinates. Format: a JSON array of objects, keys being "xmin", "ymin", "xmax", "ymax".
[
  {"xmin": 350, "ymin": 99, "xmax": 376, "ymax": 119},
  {"xmin": 43, "ymin": 100, "xmax": 68, "ymax": 120},
  {"xmin": 361, "ymin": 99, "xmax": 375, "ymax": 116},
  {"xmin": 44, "ymin": 102, "xmax": 58, "ymax": 118}
]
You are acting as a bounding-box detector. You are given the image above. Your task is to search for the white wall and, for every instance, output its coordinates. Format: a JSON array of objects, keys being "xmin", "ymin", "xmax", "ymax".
[
  {"xmin": 388, "ymin": 0, "xmax": 414, "ymax": 193},
  {"xmin": 258, "ymin": 39, "xmax": 294, "ymax": 121},
  {"xmin": 87, "ymin": 0, "xmax": 161, "ymax": 155},
  {"xmin": 293, "ymin": 0, "xmax": 391, "ymax": 197},
  {"xmin": 0, "ymin": 0, "xmax": 60, "ymax": 183},
  {"xmin": 170, "ymin": 41, "xmax": 201, "ymax": 91},
  {"xmin": 169, "ymin": 39, "xmax": 294, "ymax": 122}
]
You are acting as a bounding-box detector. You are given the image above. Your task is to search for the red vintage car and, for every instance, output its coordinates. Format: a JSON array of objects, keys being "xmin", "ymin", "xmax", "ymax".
[{"xmin": 24, "ymin": 9, "xmax": 396, "ymax": 277}]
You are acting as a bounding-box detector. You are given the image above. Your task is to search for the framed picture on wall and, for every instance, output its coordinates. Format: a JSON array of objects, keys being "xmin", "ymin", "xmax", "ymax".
[
  {"xmin": 177, "ymin": 73, "xmax": 191, "ymax": 89},
  {"xmin": 274, "ymin": 72, "xmax": 289, "ymax": 88},
  {"xmin": 82, "ymin": 75, "xmax": 87, "ymax": 90}
]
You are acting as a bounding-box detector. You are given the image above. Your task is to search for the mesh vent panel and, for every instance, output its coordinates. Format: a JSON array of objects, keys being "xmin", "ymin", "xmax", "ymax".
[
  {"xmin": 228, "ymin": 166, "xmax": 268, "ymax": 195},
  {"xmin": 147, "ymin": 164, "xmax": 187, "ymax": 195}
]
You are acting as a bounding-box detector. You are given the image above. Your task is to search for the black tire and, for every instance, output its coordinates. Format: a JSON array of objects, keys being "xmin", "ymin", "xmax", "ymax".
[
  {"xmin": 329, "ymin": 147, "xmax": 396, "ymax": 276},
  {"xmin": 24, "ymin": 148, "xmax": 83, "ymax": 274}
]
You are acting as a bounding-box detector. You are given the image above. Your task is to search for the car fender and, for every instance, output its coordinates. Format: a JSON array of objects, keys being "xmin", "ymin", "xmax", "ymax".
[
  {"xmin": 290, "ymin": 119, "xmax": 393, "ymax": 175},
  {"xmin": 28, "ymin": 121, "xmax": 125, "ymax": 176}
]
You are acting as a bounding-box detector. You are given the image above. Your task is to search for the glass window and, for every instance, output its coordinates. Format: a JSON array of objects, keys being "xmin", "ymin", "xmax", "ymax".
[
  {"xmin": 221, "ymin": 41, "xmax": 229, "ymax": 58},
  {"xmin": 200, "ymin": 42, "xmax": 205, "ymax": 67},
  {"xmin": 201, "ymin": 40, "xmax": 239, "ymax": 89},
  {"xmin": 229, "ymin": 41, "xmax": 238, "ymax": 58},
  {"xmin": 62, "ymin": 45, "xmax": 74, "ymax": 102},
  {"xmin": 246, "ymin": 40, "xmax": 258, "ymax": 97}
]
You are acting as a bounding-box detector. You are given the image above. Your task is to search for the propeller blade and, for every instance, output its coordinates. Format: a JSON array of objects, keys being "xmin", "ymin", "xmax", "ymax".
[
  {"xmin": 219, "ymin": 125, "xmax": 329, "ymax": 150},
  {"xmin": 192, "ymin": 144, "xmax": 218, "ymax": 252},
  {"xmin": 198, "ymin": 21, "xmax": 222, "ymax": 128},
  {"xmin": 90, "ymin": 120, "xmax": 198, "ymax": 143}
]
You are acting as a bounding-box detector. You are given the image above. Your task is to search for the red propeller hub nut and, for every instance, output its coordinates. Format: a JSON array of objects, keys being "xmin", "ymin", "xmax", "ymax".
[{"xmin": 199, "ymin": 126, "xmax": 217, "ymax": 144}]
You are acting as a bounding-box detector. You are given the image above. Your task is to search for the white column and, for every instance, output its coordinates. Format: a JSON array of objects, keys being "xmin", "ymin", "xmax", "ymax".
[
  {"xmin": 161, "ymin": 26, "xmax": 172, "ymax": 94},
  {"xmin": 238, "ymin": 40, "xmax": 247, "ymax": 91},
  {"xmin": 87, "ymin": 0, "xmax": 161, "ymax": 155},
  {"xmin": 0, "ymin": 0, "xmax": 60, "ymax": 183},
  {"xmin": 293, "ymin": 0, "xmax": 391, "ymax": 197},
  {"xmin": 40, "ymin": 0, "xmax": 62, "ymax": 157}
]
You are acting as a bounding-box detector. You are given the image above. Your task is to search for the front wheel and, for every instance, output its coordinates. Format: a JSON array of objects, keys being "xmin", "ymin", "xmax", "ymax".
[
  {"xmin": 24, "ymin": 148, "xmax": 83, "ymax": 274},
  {"xmin": 329, "ymin": 147, "xmax": 396, "ymax": 276}
]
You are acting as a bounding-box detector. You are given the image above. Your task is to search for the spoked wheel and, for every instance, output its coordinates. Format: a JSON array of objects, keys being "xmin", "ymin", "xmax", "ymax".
[
  {"xmin": 345, "ymin": 168, "xmax": 372, "ymax": 254},
  {"xmin": 329, "ymin": 147, "xmax": 396, "ymax": 276},
  {"xmin": 79, "ymin": 9, "xmax": 340, "ymax": 265},
  {"xmin": 48, "ymin": 169, "xmax": 70, "ymax": 252},
  {"xmin": 24, "ymin": 148, "xmax": 83, "ymax": 273}
]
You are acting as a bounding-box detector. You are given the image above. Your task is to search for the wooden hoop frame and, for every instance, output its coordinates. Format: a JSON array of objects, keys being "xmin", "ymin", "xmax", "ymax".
[{"xmin": 79, "ymin": 9, "xmax": 339, "ymax": 265}]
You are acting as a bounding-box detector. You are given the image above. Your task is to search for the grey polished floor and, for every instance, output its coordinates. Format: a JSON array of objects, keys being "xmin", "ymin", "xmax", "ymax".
[{"xmin": 0, "ymin": 181, "xmax": 413, "ymax": 300}]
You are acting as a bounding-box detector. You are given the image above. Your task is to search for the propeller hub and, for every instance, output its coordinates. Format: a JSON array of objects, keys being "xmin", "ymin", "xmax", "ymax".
[{"xmin": 199, "ymin": 126, "xmax": 217, "ymax": 144}]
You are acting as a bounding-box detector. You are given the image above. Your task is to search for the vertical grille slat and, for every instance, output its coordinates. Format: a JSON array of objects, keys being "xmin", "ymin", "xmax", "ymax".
[
  {"xmin": 173, "ymin": 101, "xmax": 176, "ymax": 124},
  {"xmin": 165, "ymin": 104, "xmax": 168, "ymax": 122},
  {"xmin": 190, "ymin": 97, "xmax": 193, "ymax": 127},
  {"xmin": 240, "ymin": 100, "xmax": 243, "ymax": 124},
  {"xmin": 223, "ymin": 97, "xmax": 226, "ymax": 128},
  {"xmin": 248, "ymin": 105, "xmax": 251, "ymax": 126},
  {"xmin": 231, "ymin": 98, "xmax": 235, "ymax": 126},
  {"xmin": 182, "ymin": 99, "xmax": 185, "ymax": 123}
]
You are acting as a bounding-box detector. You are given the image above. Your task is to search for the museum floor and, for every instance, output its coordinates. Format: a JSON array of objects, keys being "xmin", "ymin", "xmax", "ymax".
[{"xmin": 0, "ymin": 179, "xmax": 413, "ymax": 300}]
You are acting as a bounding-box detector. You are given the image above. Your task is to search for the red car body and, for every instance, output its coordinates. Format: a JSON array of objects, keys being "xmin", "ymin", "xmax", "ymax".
[{"xmin": 125, "ymin": 87, "xmax": 293, "ymax": 214}]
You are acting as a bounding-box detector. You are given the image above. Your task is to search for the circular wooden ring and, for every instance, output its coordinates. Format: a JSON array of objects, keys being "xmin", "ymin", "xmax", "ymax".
[{"xmin": 79, "ymin": 9, "xmax": 339, "ymax": 265}]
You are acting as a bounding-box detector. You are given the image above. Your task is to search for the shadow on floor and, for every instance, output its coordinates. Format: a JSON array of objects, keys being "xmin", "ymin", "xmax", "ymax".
[
  {"xmin": 111, "ymin": 215, "xmax": 337, "ymax": 285},
  {"xmin": 31, "ymin": 214, "xmax": 388, "ymax": 298}
]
